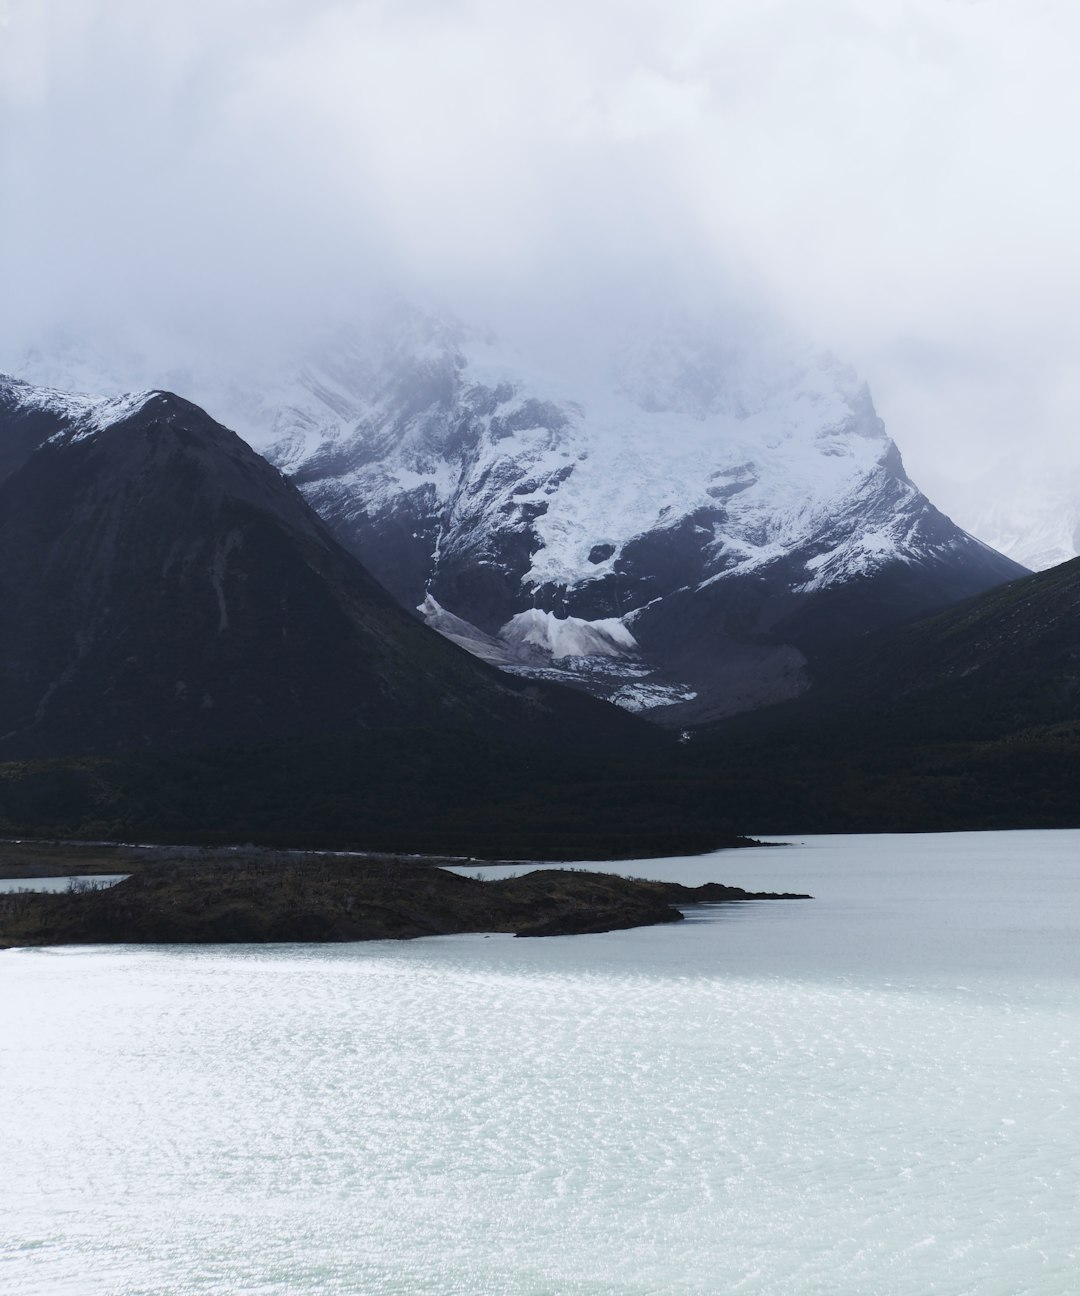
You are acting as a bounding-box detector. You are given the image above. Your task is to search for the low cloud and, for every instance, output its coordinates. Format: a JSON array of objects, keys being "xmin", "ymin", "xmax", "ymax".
[{"xmin": 4, "ymin": 0, "xmax": 1080, "ymax": 501}]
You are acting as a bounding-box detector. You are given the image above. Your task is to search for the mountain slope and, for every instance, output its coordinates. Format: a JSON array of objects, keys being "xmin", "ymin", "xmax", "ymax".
[
  {"xmin": 0, "ymin": 375, "xmax": 651, "ymax": 760},
  {"xmin": 249, "ymin": 308, "xmax": 1027, "ymax": 721},
  {"xmin": 9, "ymin": 311, "xmax": 1028, "ymax": 722},
  {"xmin": 805, "ymin": 555, "xmax": 1080, "ymax": 738},
  {"xmin": 680, "ymin": 557, "xmax": 1080, "ymax": 831}
]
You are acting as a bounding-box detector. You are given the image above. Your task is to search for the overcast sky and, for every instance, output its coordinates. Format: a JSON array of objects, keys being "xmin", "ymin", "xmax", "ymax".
[{"xmin": 3, "ymin": 0, "xmax": 1080, "ymax": 504}]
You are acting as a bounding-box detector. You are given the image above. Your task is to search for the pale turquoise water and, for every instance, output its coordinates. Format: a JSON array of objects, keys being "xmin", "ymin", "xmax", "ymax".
[
  {"xmin": 2, "ymin": 830, "xmax": 1078, "ymax": 1295},
  {"xmin": 0, "ymin": 875, "xmax": 128, "ymax": 893}
]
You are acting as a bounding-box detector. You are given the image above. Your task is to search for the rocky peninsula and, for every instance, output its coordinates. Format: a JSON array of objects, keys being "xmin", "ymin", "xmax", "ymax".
[{"xmin": 0, "ymin": 856, "xmax": 809, "ymax": 946}]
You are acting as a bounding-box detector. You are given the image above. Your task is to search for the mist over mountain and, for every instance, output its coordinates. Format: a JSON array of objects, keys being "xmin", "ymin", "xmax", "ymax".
[
  {"xmin": 944, "ymin": 458, "xmax": 1080, "ymax": 572},
  {"xmin": 1, "ymin": 2, "xmax": 1075, "ymax": 839},
  {"xmin": 5, "ymin": 0, "xmax": 1080, "ymax": 561},
  {"xmin": 11, "ymin": 303, "xmax": 1026, "ymax": 723}
]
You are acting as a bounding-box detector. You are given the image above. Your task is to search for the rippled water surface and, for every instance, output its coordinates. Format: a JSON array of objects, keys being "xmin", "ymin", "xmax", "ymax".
[{"xmin": 3, "ymin": 830, "xmax": 1079, "ymax": 1295}]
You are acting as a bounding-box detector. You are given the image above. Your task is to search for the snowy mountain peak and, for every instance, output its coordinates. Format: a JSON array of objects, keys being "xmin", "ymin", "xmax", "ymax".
[
  {"xmin": 218, "ymin": 305, "xmax": 1020, "ymax": 718},
  {"xmin": 206, "ymin": 305, "xmax": 912, "ymax": 619},
  {"xmin": 1, "ymin": 372, "xmax": 156, "ymax": 441},
  {"xmin": 267, "ymin": 309, "xmax": 922, "ymax": 616}
]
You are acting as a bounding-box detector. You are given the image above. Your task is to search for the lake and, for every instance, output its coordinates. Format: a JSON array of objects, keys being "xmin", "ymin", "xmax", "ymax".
[
  {"xmin": 2, "ymin": 830, "xmax": 1078, "ymax": 1294},
  {"xmin": 0, "ymin": 875, "xmax": 129, "ymax": 894}
]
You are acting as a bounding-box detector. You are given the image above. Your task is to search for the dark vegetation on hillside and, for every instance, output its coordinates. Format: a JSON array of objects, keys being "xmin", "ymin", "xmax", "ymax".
[
  {"xmin": 682, "ymin": 557, "xmax": 1080, "ymax": 832},
  {"xmin": 804, "ymin": 556, "xmax": 1080, "ymax": 739},
  {"xmin": 0, "ymin": 730, "xmax": 757, "ymax": 859},
  {"xmin": 2, "ymin": 558, "xmax": 1078, "ymax": 849},
  {"xmin": 680, "ymin": 720, "xmax": 1080, "ymax": 833},
  {"xmin": 3, "ymin": 705, "xmax": 1077, "ymax": 847}
]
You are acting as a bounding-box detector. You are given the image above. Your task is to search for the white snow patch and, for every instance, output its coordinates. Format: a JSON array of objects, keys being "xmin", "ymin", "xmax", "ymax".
[
  {"xmin": 500, "ymin": 609, "xmax": 638, "ymax": 660},
  {"xmin": 417, "ymin": 595, "xmax": 515, "ymax": 666},
  {"xmin": 417, "ymin": 595, "xmax": 692, "ymax": 710},
  {"xmin": 610, "ymin": 681, "xmax": 699, "ymax": 713}
]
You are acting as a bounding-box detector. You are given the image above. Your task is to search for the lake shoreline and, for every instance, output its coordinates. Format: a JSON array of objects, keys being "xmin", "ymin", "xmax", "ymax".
[{"xmin": 0, "ymin": 833, "xmax": 774, "ymax": 881}]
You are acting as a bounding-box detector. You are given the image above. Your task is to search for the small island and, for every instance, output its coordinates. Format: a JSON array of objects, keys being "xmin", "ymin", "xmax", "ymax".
[{"xmin": 0, "ymin": 855, "xmax": 810, "ymax": 947}]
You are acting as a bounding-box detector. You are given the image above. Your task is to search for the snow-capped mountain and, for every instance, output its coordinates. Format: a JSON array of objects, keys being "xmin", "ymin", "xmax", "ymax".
[
  {"xmin": 0, "ymin": 372, "xmax": 646, "ymax": 759},
  {"xmin": 256, "ymin": 306, "xmax": 1028, "ymax": 719},
  {"xmin": 9, "ymin": 306, "xmax": 1027, "ymax": 721}
]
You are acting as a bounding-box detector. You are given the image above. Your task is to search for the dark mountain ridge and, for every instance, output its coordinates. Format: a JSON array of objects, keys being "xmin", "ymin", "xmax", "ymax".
[
  {"xmin": 681, "ymin": 557, "xmax": 1080, "ymax": 831},
  {"xmin": 723, "ymin": 556, "xmax": 1080, "ymax": 740},
  {"xmin": 0, "ymin": 375, "xmax": 652, "ymax": 761}
]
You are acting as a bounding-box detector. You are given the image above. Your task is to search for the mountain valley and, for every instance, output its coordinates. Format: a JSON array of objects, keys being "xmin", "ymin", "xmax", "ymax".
[{"xmin": 3, "ymin": 320, "xmax": 1077, "ymax": 850}]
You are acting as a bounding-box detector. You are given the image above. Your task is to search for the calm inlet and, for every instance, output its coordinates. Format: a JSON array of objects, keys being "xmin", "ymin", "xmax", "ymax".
[{"xmin": 3, "ymin": 830, "xmax": 1078, "ymax": 1295}]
